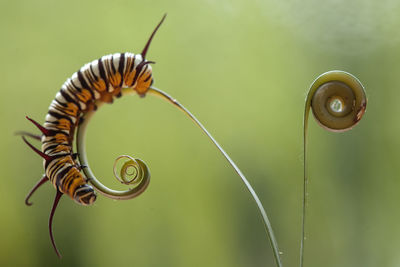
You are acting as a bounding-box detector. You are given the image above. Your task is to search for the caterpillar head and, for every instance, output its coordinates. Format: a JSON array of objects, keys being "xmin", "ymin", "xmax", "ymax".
[
  {"xmin": 134, "ymin": 60, "xmax": 154, "ymax": 95},
  {"xmin": 74, "ymin": 184, "xmax": 97, "ymax": 206}
]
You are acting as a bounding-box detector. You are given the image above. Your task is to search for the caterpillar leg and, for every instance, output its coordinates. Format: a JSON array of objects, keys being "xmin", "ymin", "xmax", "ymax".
[
  {"xmin": 25, "ymin": 175, "xmax": 48, "ymax": 206},
  {"xmin": 21, "ymin": 136, "xmax": 51, "ymax": 161},
  {"xmin": 49, "ymin": 190, "xmax": 63, "ymax": 259},
  {"xmin": 70, "ymin": 153, "xmax": 87, "ymax": 170},
  {"xmin": 76, "ymin": 165, "xmax": 87, "ymax": 171},
  {"xmin": 15, "ymin": 131, "xmax": 42, "ymax": 141}
]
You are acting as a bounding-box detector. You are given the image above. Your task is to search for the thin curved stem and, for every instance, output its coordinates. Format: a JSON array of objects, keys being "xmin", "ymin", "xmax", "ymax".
[
  {"xmin": 300, "ymin": 95, "xmax": 311, "ymax": 267},
  {"xmin": 148, "ymin": 86, "xmax": 282, "ymax": 267}
]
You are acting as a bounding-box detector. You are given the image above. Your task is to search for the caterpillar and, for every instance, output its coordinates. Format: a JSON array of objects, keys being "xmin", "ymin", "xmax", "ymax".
[
  {"xmin": 21, "ymin": 14, "xmax": 283, "ymax": 266},
  {"xmin": 20, "ymin": 15, "xmax": 166, "ymax": 258}
]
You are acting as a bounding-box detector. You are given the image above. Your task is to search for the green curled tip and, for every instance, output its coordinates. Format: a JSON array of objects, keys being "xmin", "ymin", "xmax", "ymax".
[
  {"xmin": 300, "ymin": 70, "xmax": 367, "ymax": 267},
  {"xmin": 76, "ymin": 105, "xmax": 150, "ymax": 200}
]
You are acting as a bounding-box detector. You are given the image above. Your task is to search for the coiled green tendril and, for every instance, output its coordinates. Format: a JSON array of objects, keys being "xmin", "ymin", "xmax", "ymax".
[
  {"xmin": 114, "ymin": 155, "xmax": 146, "ymax": 186},
  {"xmin": 76, "ymin": 86, "xmax": 283, "ymax": 267},
  {"xmin": 76, "ymin": 103, "xmax": 150, "ymax": 200},
  {"xmin": 301, "ymin": 70, "xmax": 367, "ymax": 267}
]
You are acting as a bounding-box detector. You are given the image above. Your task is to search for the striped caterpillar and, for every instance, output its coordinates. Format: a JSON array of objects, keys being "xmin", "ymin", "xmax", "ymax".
[
  {"xmin": 21, "ymin": 15, "xmax": 165, "ymax": 258},
  {"xmin": 20, "ymin": 14, "xmax": 283, "ymax": 266}
]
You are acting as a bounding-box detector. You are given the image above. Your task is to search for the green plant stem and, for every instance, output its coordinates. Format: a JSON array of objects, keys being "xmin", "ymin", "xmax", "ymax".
[
  {"xmin": 301, "ymin": 94, "xmax": 311, "ymax": 267},
  {"xmin": 148, "ymin": 86, "xmax": 283, "ymax": 267}
]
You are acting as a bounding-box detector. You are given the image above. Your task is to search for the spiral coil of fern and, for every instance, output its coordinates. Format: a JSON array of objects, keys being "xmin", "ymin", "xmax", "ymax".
[
  {"xmin": 300, "ymin": 70, "xmax": 367, "ymax": 267},
  {"xmin": 76, "ymin": 102, "xmax": 150, "ymax": 200}
]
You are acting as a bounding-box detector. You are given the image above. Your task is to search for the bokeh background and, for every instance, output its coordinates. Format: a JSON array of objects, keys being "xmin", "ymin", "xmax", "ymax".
[{"xmin": 1, "ymin": 0, "xmax": 400, "ymax": 266}]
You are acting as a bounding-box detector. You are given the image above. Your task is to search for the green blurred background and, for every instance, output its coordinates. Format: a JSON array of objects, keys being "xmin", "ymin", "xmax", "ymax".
[{"xmin": 1, "ymin": 0, "xmax": 400, "ymax": 266}]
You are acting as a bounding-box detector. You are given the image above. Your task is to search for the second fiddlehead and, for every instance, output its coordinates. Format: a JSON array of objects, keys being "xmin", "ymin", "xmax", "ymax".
[{"xmin": 301, "ymin": 70, "xmax": 367, "ymax": 267}]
